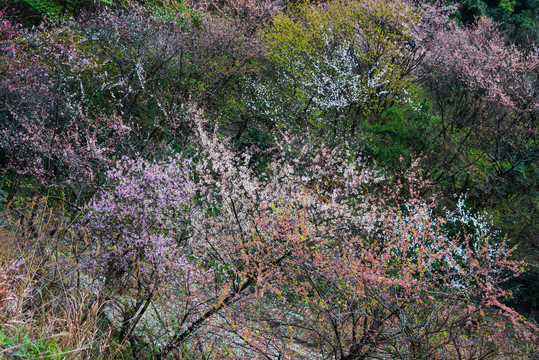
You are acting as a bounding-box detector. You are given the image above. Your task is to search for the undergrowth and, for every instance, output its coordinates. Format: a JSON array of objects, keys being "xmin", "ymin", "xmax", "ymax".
[{"xmin": 0, "ymin": 197, "xmax": 116, "ymax": 359}]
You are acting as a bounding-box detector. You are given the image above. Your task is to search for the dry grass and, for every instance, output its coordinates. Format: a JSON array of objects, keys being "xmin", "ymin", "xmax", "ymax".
[{"xmin": 0, "ymin": 197, "xmax": 117, "ymax": 359}]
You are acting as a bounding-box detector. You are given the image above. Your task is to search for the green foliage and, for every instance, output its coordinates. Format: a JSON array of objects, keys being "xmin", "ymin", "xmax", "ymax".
[
  {"xmin": 503, "ymin": 263, "xmax": 539, "ymax": 311},
  {"xmin": 455, "ymin": 0, "xmax": 539, "ymax": 44},
  {"xmin": 360, "ymin": 100, "xmax": 434, "ymax": 168},
  {"xmin": 456, "ymin": 0, "xmax": 488, "ymax": 23},
  {"xmin": 21, "ymin": 0, "xmax": 63, "ymax": 19},
  {"xmin": 143, "ymin": 0, "xmax": 203, "ymax": 30},
  {"xmin": 10, "ymin": 0, "xmax": 113, "ymax": 21},
  {"xmin": 0, "ymin": 329, "xmax": 69, "ymax": 359},
  {"xmin": 8, "ymin": 0, "xmax": 203, "ymax": 25},
  {"xmin": 499, "ymin": 0, "xmax": 517, "ymax": 14}
]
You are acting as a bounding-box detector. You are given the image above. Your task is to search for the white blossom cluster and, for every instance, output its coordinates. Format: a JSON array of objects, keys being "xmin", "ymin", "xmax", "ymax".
[{"xmin": 245, "ymin": 42, "xmax": 391, "ymax": 126}]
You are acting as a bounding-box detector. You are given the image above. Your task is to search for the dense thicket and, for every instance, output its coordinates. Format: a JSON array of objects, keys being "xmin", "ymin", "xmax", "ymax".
[{"xmin": 0, "ymin": 0, "xmax": 537, "ymax": 358}]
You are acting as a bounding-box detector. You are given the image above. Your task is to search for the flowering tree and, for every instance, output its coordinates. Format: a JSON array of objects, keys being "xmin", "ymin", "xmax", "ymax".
[
  {"xmin": 0, "ymin": 1, "xmax": 274, "ymax": 199},
  {"xmin": 81, "ymin": 3, "xmax": 269, "ymax": 124},
  {"xmin": 255, "ymin": 0, "xmax": 423, "ymax": 139},
  {"xmin": 81, "ymin": 154, "xmax": 214, "ymax": 354},
  {"xmin": 0, "ymin": 14, "xmax": 127, "ymax": 197},
  {"xmin": 417, "ymin": 14, "xmax": 538, "ymax": 197},
  {"xmin": 146, "ymin": 113, "xmax": 536, "ymax": 358}
]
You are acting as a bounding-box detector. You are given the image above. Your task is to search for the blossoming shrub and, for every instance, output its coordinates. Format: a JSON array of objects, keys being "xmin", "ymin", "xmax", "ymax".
[
  {"xmin": 82, "ymin": 154, "xmax": 212, "ymax": 350},
  {"xmin": 84, "ymin": 155, "xmax": 195, "ymax": 284},
  {"xmin": 153, "ymin": 114, "xmax": 537, "ymax": 358}
]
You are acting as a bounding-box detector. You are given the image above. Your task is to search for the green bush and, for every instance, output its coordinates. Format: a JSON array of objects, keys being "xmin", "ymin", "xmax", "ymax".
[{"xmin": 360, "ymin": 100, "xmax": 434, "ymax": 169}]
